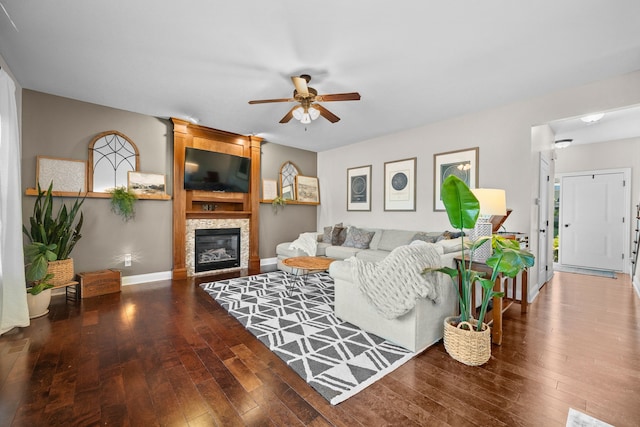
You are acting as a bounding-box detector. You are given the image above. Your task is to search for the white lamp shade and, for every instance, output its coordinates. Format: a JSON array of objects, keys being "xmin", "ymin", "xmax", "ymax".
[{"xmin": 471, "ymin": 188, "xmax": 507, "ymax": 216}]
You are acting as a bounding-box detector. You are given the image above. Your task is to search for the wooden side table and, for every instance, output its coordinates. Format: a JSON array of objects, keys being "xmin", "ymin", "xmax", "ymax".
[
  {"xmin": 282, "ymin": 256, "xmax": 334, "ymax": 291},
  {"xmin": 454, "ymin": 256, "xmax": 528, "ymax": 345}
]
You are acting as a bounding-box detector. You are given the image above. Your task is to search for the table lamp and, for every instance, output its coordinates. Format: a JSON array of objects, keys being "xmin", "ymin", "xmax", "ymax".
[{"xmin": 470, "ymin": 188, "xmax": 507, "ymax": 261}]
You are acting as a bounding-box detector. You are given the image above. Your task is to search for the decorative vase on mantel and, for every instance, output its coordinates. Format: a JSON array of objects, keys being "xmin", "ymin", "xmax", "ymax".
[
  {"xmin": 443, "ymin": 316, "xmax": 491, "ymax": 366},
  {"xmin": 27, "ymin": 288, "xmax": 52, "ymax": 319}
]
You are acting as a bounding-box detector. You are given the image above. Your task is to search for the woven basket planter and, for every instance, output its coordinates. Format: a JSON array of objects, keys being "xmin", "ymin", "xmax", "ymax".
[
  {"xmin": 46, "ymin": 258, "xmax": 75, "ymax": 286},
  {"xmin": 443, "ymin": 316, "xmax": 491, "ymax": 366}
]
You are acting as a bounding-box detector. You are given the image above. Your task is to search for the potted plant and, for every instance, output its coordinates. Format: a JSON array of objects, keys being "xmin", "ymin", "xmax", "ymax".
[
  {"xmin": 108, "ymin": 186, "xmax": 137, "ymax": 221},
  {"xmin": 271, "ymin": 195, "xmax": 286, "ymax": 214},
  {"xmin": 24, "ymin": 242, "xmax": 57, "ymax": 318},
  {"xmin": 23, "ymin": 182, "xmax": 84, "ymax": 286},
  {"xmin": 424, "ymin": 175, "xmax": 534, "ymax": 365}
]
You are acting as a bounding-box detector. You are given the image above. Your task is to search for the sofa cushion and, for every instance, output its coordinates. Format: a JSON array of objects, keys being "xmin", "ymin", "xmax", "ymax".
[
  {"xmin": 366, "ymin": 229, "xmax": 384, "ymax": 250},
  {"xmin": 377, "ymin": 230, "xmax": 416, "ymax": 251},
  {"xmin": 277, "ymin": 242, "xmax": 330, "ymax": 257},
  {"xmin": 326, "ymin": 245, "xmax": 361, "ymax": 259},
  {"xmin": 343, "ymin": 226, "xmax": 375, "ymax": 249}
]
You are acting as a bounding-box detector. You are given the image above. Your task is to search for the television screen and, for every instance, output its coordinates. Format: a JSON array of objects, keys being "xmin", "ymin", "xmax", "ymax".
[{"xmin": 184, "ymin": 147, "xmax": 251, "ymax": 193}]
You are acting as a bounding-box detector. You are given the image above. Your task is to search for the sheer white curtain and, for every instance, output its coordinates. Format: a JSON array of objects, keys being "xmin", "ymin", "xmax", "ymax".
[{"xmin": 0, "ymin": 68, "xmax": 29, "ymax": 334}]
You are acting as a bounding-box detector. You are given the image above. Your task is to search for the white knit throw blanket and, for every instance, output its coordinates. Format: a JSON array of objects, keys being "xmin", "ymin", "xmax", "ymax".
[{"xmin": 346, "ymin": 244, "xmax": 444, "ymax": 319}]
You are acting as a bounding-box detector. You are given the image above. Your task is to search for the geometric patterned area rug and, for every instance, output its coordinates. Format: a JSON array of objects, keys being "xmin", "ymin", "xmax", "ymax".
[
  {"xmin": 200, "ymin": 271, "xmax": 415, "ymax": 405},
  {"xmin": 566, "ymin": 408, "xmax": 614, "ymax": 427}
]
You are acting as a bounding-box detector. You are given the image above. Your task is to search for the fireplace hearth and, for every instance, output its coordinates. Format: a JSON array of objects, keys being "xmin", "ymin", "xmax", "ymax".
[{"xmin": 195, "ymin": 228, "xmax": 241, "ymax": 272}]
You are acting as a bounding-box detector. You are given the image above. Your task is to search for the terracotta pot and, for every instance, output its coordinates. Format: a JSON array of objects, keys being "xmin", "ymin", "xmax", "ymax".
[
  {"xmin": 27, "ymin": 288, "xmax": 51, "ymax": 319},
  {"xmin": 443, "ymin": 315, "xmax": 491, "ymax": 366}
]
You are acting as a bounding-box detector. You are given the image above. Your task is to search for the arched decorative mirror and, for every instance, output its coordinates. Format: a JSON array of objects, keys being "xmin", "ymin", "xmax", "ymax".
[
  {"xmin": 279, "ymin": 161, "xmax": 300, "ymax": 200},
  {"xmin": 88, "ymin": 131, "xmax": 140, "ymax": 192}
]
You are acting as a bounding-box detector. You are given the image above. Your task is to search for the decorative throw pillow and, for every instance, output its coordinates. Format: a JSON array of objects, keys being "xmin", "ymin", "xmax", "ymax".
[
  {"xmin": 436, "ymin": 230, "xmax": 464, "ymax": 241},
  {"xmin": 323, "ymin": 223, "xmax": 343, "ymax": 243},
  {"xmin": 332, "ymin": 226, "xmax": 347, "ymax": 246},
  {"xmin": 412, "ymin": 231, "xmax": 440, "ymax": 243},
  {"xmin": 343, "ymin": 226, "xmax": 375, "ymax": 249}
]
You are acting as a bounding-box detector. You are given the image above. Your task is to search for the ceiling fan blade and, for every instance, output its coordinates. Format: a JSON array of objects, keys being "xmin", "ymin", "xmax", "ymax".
[
  {"xmin": 291, "ymin": 76, "xmax": 309, "ymax": 96},
  {"xmin": 279, "ymin": 106, "xmax": 298, "ymax": 123},
  {"xmin": 314, "ymin": 104, "xmax": 340, "ymax": 123},
  {"xmin": 248, "ymin": 97, "xmax": 295, "ymax": 104},
  {"xmin": 315, "ymin": 92, "xmax": 361, "ymax": 102}
]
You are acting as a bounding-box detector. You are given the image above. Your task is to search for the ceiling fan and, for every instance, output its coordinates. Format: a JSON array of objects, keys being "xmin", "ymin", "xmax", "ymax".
[{"xmin": 248, "ymin": 74, "xmax": 361, "ymax": 124}]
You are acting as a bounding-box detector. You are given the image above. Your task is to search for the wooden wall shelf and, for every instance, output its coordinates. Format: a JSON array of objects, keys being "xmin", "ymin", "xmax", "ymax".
[
  {"xmin": 186, "ymin": 211, "xmax": 252, "ymax": 219},
  {"xmin": 25, "ymin": 188, "xmax": 171, "ymax": 200}
]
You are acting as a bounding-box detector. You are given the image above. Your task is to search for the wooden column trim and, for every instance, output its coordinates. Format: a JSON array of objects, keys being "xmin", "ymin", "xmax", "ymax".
[{"xmin": 249, "ymin": 136, "xmax": 262, "ymax": 272}]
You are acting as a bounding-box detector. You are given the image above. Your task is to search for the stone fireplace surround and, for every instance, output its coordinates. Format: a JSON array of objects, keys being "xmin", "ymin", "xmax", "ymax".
[{"xmin": 186, "ymin": 218, "xmax": 250, "ymax": 277}]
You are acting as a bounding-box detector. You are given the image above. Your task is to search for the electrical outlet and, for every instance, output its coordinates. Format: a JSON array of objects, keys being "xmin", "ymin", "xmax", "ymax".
[{"xmin": 124, "ymin": 253, "xmax": 132, "ymax": 267}]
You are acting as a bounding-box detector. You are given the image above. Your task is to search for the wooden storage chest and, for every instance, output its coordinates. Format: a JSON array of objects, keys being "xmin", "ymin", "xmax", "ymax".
[{"xmin": 78, "ymin": 269, "xmax": 121, "ymax": 298}]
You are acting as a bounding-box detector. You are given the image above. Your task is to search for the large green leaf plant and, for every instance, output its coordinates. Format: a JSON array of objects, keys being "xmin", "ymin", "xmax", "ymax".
[
  {"xmin": 24, "ymin": 242, "xmax": 57, "ymax": 295},
  {"xmin": 424, "ymin": 175, "xmax": 535, "ymax": 331},
  {"xmin": 23, "ymin": 182, "xmax": 84, "ymax": 260}
]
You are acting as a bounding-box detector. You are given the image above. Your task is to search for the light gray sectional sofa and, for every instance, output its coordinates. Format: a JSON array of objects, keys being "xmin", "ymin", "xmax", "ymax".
[
  {"xmin": 276, "ymin": 226, "xmax": 464, "ymax": 272},
  {"xmin": 275, "ymin": 226, "xmax": 463, "ymax": 352}
]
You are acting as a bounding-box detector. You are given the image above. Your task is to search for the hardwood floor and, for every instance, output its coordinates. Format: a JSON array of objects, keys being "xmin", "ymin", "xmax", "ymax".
[{"xmin": 1, "ymin": 269, "xmax": 638, "ymax": 426}]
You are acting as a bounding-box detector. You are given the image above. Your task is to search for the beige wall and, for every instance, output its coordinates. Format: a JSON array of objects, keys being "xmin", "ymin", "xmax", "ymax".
[
  {"xmin": 318, "ymin": 70, "xmax": 640, "ymax": 296},
  {"xmin": 21, "ymin": 90, "xmax": 174, "ymax": 276},
  {"xmin": 20, "ymin": 90, "xmax": 315, "ymax": 275},
  {"xmin": 259, "ymin": 142, "xmax": 317, "ymax": 258}
]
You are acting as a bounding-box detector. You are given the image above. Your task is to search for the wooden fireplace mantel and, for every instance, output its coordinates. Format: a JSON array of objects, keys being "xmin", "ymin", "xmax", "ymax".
[{"xmin": 171, "ymin": 118, "xmax": 262, "ymax": 279}]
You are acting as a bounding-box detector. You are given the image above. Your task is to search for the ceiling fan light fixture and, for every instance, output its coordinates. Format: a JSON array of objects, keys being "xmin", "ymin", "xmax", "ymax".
[
  {"xmin": 309, "ymin": 106, "xmax": 320, "ymax": 120},
  {"xmin": 580, "ymin": 113, "xmax": 604, "ymax": 123},
  {"xmin": 292, "ymin": 106, "xmax": 304, "ymax": 121},
  {"xmin": 300, "ymin": 113, "xmax": 312, "ymax": 124}
]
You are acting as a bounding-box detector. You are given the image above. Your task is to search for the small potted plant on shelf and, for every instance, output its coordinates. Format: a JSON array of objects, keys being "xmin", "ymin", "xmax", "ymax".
[
  {"xmin": 23, "ymin": 182, "xmax": 84, "ymax": 287},
  {"xmin": 108, "ymin": 186, "xmax": 137, "ymax": 221},
  {"xmin": 271, "ymin": 195, "xmax": 287, "ymax": 214},
  {"xmin": 24, "ymin": 242, "xmax": 57, "ymax": 318},
  {"xmin": 424, "ymin": 175, "xmax": 534, "ymax": 366}
]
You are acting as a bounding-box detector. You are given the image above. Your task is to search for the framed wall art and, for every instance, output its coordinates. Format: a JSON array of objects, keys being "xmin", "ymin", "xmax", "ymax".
[
  {"xmin": 37, "ymin": 156, "xmax": 87, "ymax": 192},
  {"xmin": 262, "ymin": 179, "xmax": 278, "ymax": 200},
  {"xmin": 347, "ymin": 165, "xmax": 372, "ymax": 211},
  {"xmin": 128, "ymin": 171, "xmax": 166, "ymax": 196},
  {"xmin": 384, "ymin": 157, "xmax": 416, "ymax": 211},
  {"xmin": 295, "ymin": 175, "xmax": 320, "ymax": 203},
  {"xmin": 433, "ymin": 147, "xmax": 479, "ymax": 211}
]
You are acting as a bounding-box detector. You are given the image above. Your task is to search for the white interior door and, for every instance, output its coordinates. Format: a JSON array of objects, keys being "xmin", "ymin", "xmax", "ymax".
[
  {"xmin": 538, "ymin": 157, "xmax": 550, "ymax": 286},
  {"xmin": 560, "ymin": 171, "xmax": 626, "ymax": 271}
]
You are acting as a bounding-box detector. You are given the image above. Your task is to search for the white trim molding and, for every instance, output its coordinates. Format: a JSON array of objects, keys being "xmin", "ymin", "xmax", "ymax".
[{"xmin": 122, "ymin": 271, "xmax": 172, "ymax": 286}]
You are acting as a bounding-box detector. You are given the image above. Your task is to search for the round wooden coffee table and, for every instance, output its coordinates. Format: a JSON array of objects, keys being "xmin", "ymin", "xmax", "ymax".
[{"xmin": 282, "ymin": 256, "xmax": 335, "ymax": 291}]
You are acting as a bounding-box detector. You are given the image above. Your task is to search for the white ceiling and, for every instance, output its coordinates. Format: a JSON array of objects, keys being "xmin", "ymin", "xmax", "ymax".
[
  {"xmin": 1, "ymin": 1, "xmax": 640, "ymax": 152},
  {"xmin": 550, "ymin": 104, "xmax": 640, "ymax": 146}
]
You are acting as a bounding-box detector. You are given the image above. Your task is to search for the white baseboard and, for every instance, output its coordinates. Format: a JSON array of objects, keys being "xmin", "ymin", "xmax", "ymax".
[
  {"xmin": 122, "ymin": 271, "xmax": 172, "ymax": 286},
  {"xmin": 261, "ymin": 257, "xmax": 277, "ymax": 267},
  {"xmin": 633, "ymin": 275, "xmax": 640, "ymax": 298}
]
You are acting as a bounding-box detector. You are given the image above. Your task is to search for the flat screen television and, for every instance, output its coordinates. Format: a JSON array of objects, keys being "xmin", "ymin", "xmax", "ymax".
[{"xmin": 184, "ymin": 147, "xmax": 250, "ymax": 193}]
